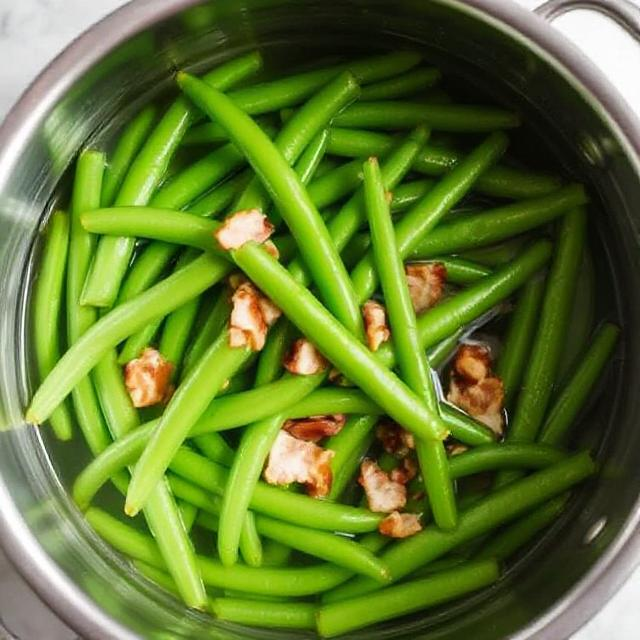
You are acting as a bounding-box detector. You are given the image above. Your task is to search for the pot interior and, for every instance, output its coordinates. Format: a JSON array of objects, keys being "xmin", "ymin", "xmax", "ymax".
[{"xmin": 1, "ymin": 1, "xmax": 639, "ymax": 638}]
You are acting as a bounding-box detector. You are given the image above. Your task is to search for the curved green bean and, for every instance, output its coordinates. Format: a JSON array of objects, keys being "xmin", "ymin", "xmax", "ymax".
[
  {"xmin": 27, "ymin": 253, "xmax": 231, "ymax": 424},
  {"xmin": 67, "ymin": 150, "xmax": 113, "ymax": 454},
  {"xmin": 210, "ymin": 598, "xmax": 315, "ymax": 630},
  {"xmin": 352, "ymin": 132, "xmax": 509, "ymax": 302},
  {"xmin": 32, "ymin": 211, "xmax": 73, "ymax": 440},
  {"xmin": 317, "ymin": 559, "xmax": 500, "ymax": 637},
  {"xmin": 180, "ymin": 72, "xmax": 364, "ymax": 338},
  {"xmin": 125, "ymin": 331, "xmax": 251, "ymax": 516},
  {"xmin": 82, "ymin": 52, "xmax": 261, "ymax": 307},
  {"xmin": 363, "ymin": 157, "xmax": 456, "ymax": 529},
  {"xmin": 327, "ymin": 127, "xmax": 564, "ymax": 199},
  {"xmin": 333, "ymin": 101, "xmax": 520, "ymax": 132},
  {"xmin": 323, "ymin": 451, "xmax": 595, "ymax": 602},
  {"xmin": 101, "ymin": 106, "xmax": 157, "ymax": 207},
  {"xmin": 540, "ymin": 323, "xmax": 619, "ymax": 446},
  {"xmin": 360, "ymin": 67, "xmax": 441, "ymax": 101},
  {"xmin": 496, "ymin": 275, "xmax": 546, "ymax": 407}
]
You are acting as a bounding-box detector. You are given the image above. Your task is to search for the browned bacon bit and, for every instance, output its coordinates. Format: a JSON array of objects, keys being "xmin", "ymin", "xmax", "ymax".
[
  {"xmin": 447, "ymin": 343, "xmax": 505, "ymax": 436},
  {"xmin": 229, "ymin": 282, "xmax": 268, "ymax": 351},
  {"xmin": 405, "ymin": 262, "xmax": 447, "ymax": 314},
  {"xmin": 359, "ymin": 459, "xmax": 407, "ymax": 513},
  {"xmin": 214, "ymin": 209, "xmax": 274, "ymax": 250},
  {"xmin": 256, "ymin": 294, "xmax": 282, "ymax": 327},
  {"xmin": 263, "ymin": 430, "xmax": 334, "ymax": 498},
  {"xmin": 124, "ymin": 348, "xmax": 174, "ymax": 408},
  {"xmin": 284, "ymin": 414, "xmax": 346, "ymax": 443},
  {"xmin": 446, "ymin": 442, "xmax": 469, "ymax": 457},
  {"xmin": 376, "ymin": 421, "xmax": 415, "ymax": 457},
  {"xmin": 390, "ymin": 456, "xmax": 418, "ymax": 485},
  {"xmin": 379, "ymin": 511, "xmax": 422, "ymax": 538},
  {"xmin": 283, "ymin": 338, "xmax": 328, "ymax": 375},
  {"xmin": 362, "ymin": 300, "xmax": 390, "ymax": 352}
]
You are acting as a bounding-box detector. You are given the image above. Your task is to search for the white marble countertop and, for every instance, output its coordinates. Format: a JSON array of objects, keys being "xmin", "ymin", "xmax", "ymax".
[{"xmin": 0, "ymin": 0, "xmax": 639, "ymax": 638}]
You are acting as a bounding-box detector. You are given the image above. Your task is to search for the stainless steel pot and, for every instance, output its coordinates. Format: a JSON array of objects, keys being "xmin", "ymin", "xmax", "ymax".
[{"xmin": 1, "ymin": 0, "xmax": 640, "ymax": 638}]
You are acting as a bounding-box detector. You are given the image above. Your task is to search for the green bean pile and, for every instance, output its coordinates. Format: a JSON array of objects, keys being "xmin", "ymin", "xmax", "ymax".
[{"xmin": 28, "ymin": 50, "xmax": 619, "ymax": 637}]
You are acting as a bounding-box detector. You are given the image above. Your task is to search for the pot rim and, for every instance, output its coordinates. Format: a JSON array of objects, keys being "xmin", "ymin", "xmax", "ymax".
[{"xmin": 1, "ymin": 1, "xmax": 640, "ymax": 638}]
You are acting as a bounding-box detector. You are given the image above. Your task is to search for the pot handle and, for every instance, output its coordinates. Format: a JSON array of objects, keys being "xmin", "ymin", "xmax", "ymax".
[{"xmin": 535, "ymin": 0, "xmax": 640, "ymax": 39}]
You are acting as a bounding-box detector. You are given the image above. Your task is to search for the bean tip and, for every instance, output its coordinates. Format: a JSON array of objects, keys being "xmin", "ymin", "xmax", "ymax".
[
  {"xmin": 124, "ymin": 501, "xmax": 139, "ymax": 518},
  {"xmin": 25, "ymin": 409, "xmax": 40, "ymax": 426}
]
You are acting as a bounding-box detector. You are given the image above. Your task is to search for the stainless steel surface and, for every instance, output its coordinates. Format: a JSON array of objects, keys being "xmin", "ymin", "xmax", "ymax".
[
  {"xmin": 536, "ymin": 0, "xmax": 640, "ymax": 34},
  {"xmin": 1, "ymin": 0, "xmax": 640, "ymax": 638}
]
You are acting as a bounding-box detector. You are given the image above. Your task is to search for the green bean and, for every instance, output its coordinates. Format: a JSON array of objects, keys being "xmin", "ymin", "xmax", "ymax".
[
  {"xmin": 557, "ymin": 250, "xmax": 596, "ymax": 383},
  {"xmin": 410, "ymin": 185, "xmax": 586, "ymax": 259},
  {"xmin": 427, "ymin": 330, "xmax": 463, "ymax": 370},
  {"xmin": 436, "ymin": 257, "xmax": 491, "ymax": 284},
  {"xmin": 182, "ymin": 290, "xmax": 231, "ymax": 376},
  {"xmin": 179, "ymin": 502, "xmax": 198, "ymax": 533},
  {"xmin": 179, "ymin": 73, "xmax": 364, "ymax": 338},
  {"xmin": 187, "ymin": 171, "xmax": 251, "ymax": 217},
  {"xmin": 32, "ymin": 211, "xmax": 73, "ymax": 440},
  {"xmin": 240, "ymin": 512, "xmax": 264, "ymax": 567},
  {"xmin": 125, "ymin": 331, "xmax": 251, "ymax": 516},
  {"xmin": 86, "ymin": 506, "xmax": 353, "ymax": 596},
  {"xmin": 323, "ymin": 451, "xmax": 595, "ymax": 602},
  {"xmin": 151, "ymin": 142, "xmax": 246, "ymax": 210},
  {"xmin": 360, "ymin": 67, "xmax": 441, "ymax": 101},
  {"xmin": 317, "ymin": 559, "xmax": 500, "ymax": 637},
  {"xmin": 327, "ymin": 128, "xmax": 564, "ymax": 199},
  {"xmin": 505, "ymin": 209, "xmax": 587, "ymax": 447},
  {"xmin": 81, "ymin": 208, "xmax": 219, "ymax": 251},
  {"xmin": 440, "ymin": 404, "xmax": 496, "ymax": 446},
  {"xmin": 117, "ymin": 319, "xmax": 163, "ymax": 365},
  {"xmin": 326, "ymin": 415, "xmax": 377, "ymax": 501},
  {"xmin": 254, "ymin": 515, "xmax": 391, "ymax": 581},
  {"xmin": 261, "ymin": 540, "xmax": 294, "ymax": 567},
  {"xmin": 26, "ymin": 253, "xmax": 231, "ymax": 424},
  {"xmin": 375, "ymin": 240, "xmax": 553, "ymax": 368},
  {"xmin": 170, "ymin": 448, "xmax": 382, "ymax": 533},
  {"xmin": 101, "ymin": 106, "xmax": 157, "ymax": 207},
  {"xmin": 363, "ymin": 157, "xmax": 456, "ymax": 529},
  {"xmin": 193, "ymin": 432, "xmax": 235, "ymax": 466},
  {"xmin": 134, "ymin": 561, "xmax": 181, "ymax": 595},
  {"xmin": 390, "ymin": 180, "xmax": 434, "ymax": 213},
  {"xmin": 81, "ymin": 52, "xmax": 261, "ymax": 308},
  {"xmin": 352, "ymin": 133, "xmax": 508, "ymax": 302},
  {"xmin": 232, "ymin": 243, "xmax": 447, "ymax": 442},
  {"xmin": 293, "ymin": 129, "xmax": 330, "ymax": 185},
  {"xmin": 448, "ymin": 443, "xmax": 565, "ymax": 478},
  {"xmin": 253, "ymin": 320, "xmax": 296, "ymax": 386},
  {"xmin": 540, "ymin": 323, "xmax": 619, "ymax": 446},
  {"xmin": 224, "ymin": 52, "xmax": 421, "ymax": 116},
  {"xmin": 476, "ymin": 494, "xmax": 569, "ymax": 561},
  {"xmin": 333, "ymin": 101, "xmax": 520, "ymax": 132},
  {"xmin": 461, "ymin": 236, "xmax": 531, "ymax": 266},
  {"xmin": 67, "ymin": 150, "xmax": 113, "ymax": 454},
  {"xmin": 497, "ymin": 275, "xmax": 546, "ymax": 407},
  {"xmin": 211, "ymin": 598, "xmax": 315, "ymax": 630},
  {"xmin": 234, "ymin": 71, "xmax": 360, "ymax": 213},
  {"xmin": 307, "ymin": 159, "xmax": 363, "ymax": 209}
]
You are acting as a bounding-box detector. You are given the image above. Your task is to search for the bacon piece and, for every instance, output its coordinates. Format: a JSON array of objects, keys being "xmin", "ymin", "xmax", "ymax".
[
  {"xmin": 263, "ymin": 430, "xmax": 334, "ymax": 498},
  {"xmin": 362, "ymin": 300, "xmax": 390, "ymax": 351},
  {"xmin": 124, "ymin": 348, "xmax": 174, "ymax": 408},
  {"xmin": 358, "ymin": 459, "xmax": 407, "ymax": 513},
  {"xmin": 405, "ymin": 262, "xmax": 447, "ymax": 314},
  {"xmin": 284, "ymin": 414, "xmax": 346, "ymax": 443},
  {"xmin": 447, "ymin": 343, "xmax": 505, "ymax": 436},
  {"xmin": 283, "ymin": 339, "xmax": 328, "ymax": 375},
  {"xmin": 446, "ymin": 442, "xmax": 469, "ymax": 457},
  {"xmin": 376, "ymin": 422, "xmax": 415, "ymax": 457},
  {"xmin": 390, "ymin": 457, "xmax": 418, "ymax": 485},
  {"xmin": 379, "ymin": 511, "xmax": 422, "ymax": 538},
  {"xmin": 215, "ymin": 209, "xmax": 274, "ymax": 250},
  {"xmin": 228, "ymin": 282, "xmax": 281, "ymax": 351}
]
